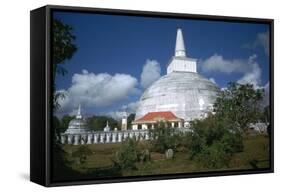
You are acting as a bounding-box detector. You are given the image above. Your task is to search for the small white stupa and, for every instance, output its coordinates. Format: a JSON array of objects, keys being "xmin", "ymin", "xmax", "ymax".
[
  {"xmin": 65, "ymin": 104, "xmax": 90, "ymax": 134},
  {"xmin": 103, "ymin": 121, "xmax": 111, "ymax": 132}
]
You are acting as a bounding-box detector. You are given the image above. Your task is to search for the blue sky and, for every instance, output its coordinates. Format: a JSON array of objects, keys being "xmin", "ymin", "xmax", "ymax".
[{"xmin": 53, "ymin": 11, "xmax": 270, "ymax": 117}]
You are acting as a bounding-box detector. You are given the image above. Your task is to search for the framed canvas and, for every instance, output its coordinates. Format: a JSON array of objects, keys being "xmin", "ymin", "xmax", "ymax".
[{"xmin": 30, "ymin": 5, "xmax": 274, "ymax": 187}]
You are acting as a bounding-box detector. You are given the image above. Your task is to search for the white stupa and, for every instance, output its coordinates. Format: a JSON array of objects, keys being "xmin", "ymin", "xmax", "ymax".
[
  {"xmin": 103, "ymin": 121, "xmax": 111, "ymax": 132},
  {"xmin": 135, "ymin": 28, "xmax": 220, "ymax": 122},
  {"xmin": 65, "ymin": 104, "xmax": 90, "ymax": 134}
]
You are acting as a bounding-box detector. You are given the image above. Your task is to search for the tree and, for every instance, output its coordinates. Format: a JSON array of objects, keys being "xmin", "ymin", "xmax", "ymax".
[
  {"xmin": 197, "ymin": 141, "xmax": 231, "ymax": 169},
  {"xmin": 189, "ymin": 114, "xmax": 243, "ymax": 168},
  {"xmin": 87, "ymin": 115, "xmax": 119, "ymax": 131},
  {"xmin": 53, "ymin": 116, "xmax": 61, "ymax": 136},
  {"xmin": 51, "ymin": 19, "xmax": 78, "ymax": 178},
  {"xmin": 51, "ymin": 116, "xmax": 78, "ymax": 180},
  {"xmin": 214, "ymin": 82, "xmax": 264, "ymax": 133},
  {"xmin": 115, "ymin": 138, "xmax": 139, "ymax": 170},
  {"xmin": 188, "ymin": 82, "xmax": 263, "ymax": 168},
  {"xmin": 149, "ymin": 121, "xmax": 183, "ymax": 153},
  {"xmin": 53, "ymin": 19, "xmax": 77, "ymax": 79},
  {"xmin": 60, "ymin": 115, "xmax": 75, "ymax": 133},
  {"xmin": 262, "ymin": 105, "xmax": 270, "ymax": 123},
  {"xmin": 127, "ymin": 113, "xmax": 136, "ymax": 129},
  {"xmin": 52, "ymin": 19, "xmax": 77, "ymax": 110}
]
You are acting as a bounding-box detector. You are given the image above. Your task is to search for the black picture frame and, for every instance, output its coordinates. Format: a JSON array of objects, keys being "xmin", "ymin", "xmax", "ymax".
[{"xmin": 30, "ymin": 5, "xmax": 274, "ymax": 187}]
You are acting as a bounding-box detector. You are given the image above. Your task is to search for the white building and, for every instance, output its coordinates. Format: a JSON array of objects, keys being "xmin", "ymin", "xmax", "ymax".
[
  {"xmin": 132, "ymin": 111, "xmax": 184, "ymax": 130},
  {"xmin": 103, "ymin": 121, "xmax": 111, "ymax": 132},
  {"xmin": 121, "ymin": 111, "xmax": 128, "ymax": 130},
  {"xmin": 135, "ymin": 28, "xmax": 220, "ymax": 123},
  {"xmin": 64, "ymin": 104, "xmax": 90, "ymax": 134}
]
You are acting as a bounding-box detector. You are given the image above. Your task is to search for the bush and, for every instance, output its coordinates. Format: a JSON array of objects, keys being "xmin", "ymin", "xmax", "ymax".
[
  {"xmin": 221, "ymin": 132, "xmax": 244, "ymax": 153},
  {"xmin": 149, "ymin": 121, "xmax": 187, "ymax": 153},
  {"xmin": 138, "ymin": 149, "xmax": 151, "ymax": 163},
  {"xmin": 116, "ymin": 138, "xmax": 139, "ymax": 170},
  {"xmin": 196, "ymin": 142, "xmax": 231, "ymax": 169},
  {"xmin": 72, "ymin": 146, "xmax": 92, "ymax": 167},
  {"xmin": 189, "ymin": 114, "xmax": 244, "ymax": 169}
]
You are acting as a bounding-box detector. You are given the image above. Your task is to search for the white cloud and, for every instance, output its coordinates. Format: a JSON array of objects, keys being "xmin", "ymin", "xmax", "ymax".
[
  {"xmin": 201, "ymin": 54, "xmax": 263, "ymax": 89},
  {"xmin": 57, "ymin": 70, "xmax": 138, "ymax": 113},
  {"xmin": 201, "ymin": 54, "xmax": 252, "ymax": 74},
  {"xmin": 257, "ymin": 31, "xmax": 269, "ymax": 56},
  {"xmin": 120, "ymin": 101, "xmax": 138, "ymax": 112},
  {"xmin": 243, "ymin": 30, "xmax": 269, "ymax": 56},
  {"xmin": 102, "ymin": 111, "xmax": 124, "ymax": 120},
  {"xmin": 237, "ymin": 55, "xmax": 262, "ymax": 89},
  {"xmin": 141, "ymin": 59, "xmax": 161, "ymax": 89},
  {"xmin": 103, "ymin": 101, "xmax": 139, "ymax": 120}
]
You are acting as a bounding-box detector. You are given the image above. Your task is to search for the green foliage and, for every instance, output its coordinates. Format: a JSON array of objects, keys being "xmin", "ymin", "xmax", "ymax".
[
  {"xmin": 127, "ymin": 113, "xmax": 136, "ymax": 129},
  {"xmin": 116, "ymin": 138, "xmax": 139, "ymax": 170},
  {"xmin": 262, "ymin": 105, "xmax": 270, "ymax": 123},
  {"xmin": 138, "ymin": 149, "xmax": 151, "ymax": 163},
  {"xmin": 52, "ymin": 115, "xmax": 75, "ymax": 135},
  {"xmin": 197, "ymin": 141, "xmax": 231, "ymax": 169},
  {"xmin": 53, "ymin": 116, "xmax": 61, "ymax": 136},
  {"xmin": 53, "ymin": 19, "xmax": 77, "ymax": 76},
  {"xmin": 72, "ymin": 146, "xmax": 92, "ymax": 166},
  {"xmin": 188, "ymin": 82, "xmax": 265, "ymax": 169},
  {"xmin": 214, "ymin": 82, "xmax": 265, "ymax": 133},
  {"xmin": 60, "ymin": 115, "xmax": 75, "ymax": 133},
  {"xmin": 51, "ymin": 125, "xmax": 79, "ymax": 181},
  {"xmin": 189, "ymin": 115, "xmax": 244, "ymax": 168},
  {"xmin": 149, "ymin": 121, "xmax": 185, "ymax": 153},
  {"xmin": 52, "ymin": 140, "xmax": 76, "ymax": 178},
  {"xmin": 150, "ymin": 121, "xmax": 170, "ymax": 153},
  {"xmin": 220, "ymin": 131, "xmax": 244, "ymax": 153},
  {"xmin": 52, "ymin": 19, "xmax": 77, "ymax": 111},
  {"xmin": 87, "ymin": 115, "xmax": 119, "ymax": 131}
]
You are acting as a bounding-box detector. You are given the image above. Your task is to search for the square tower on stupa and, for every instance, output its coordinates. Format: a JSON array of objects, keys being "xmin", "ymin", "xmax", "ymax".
[{"xmin": 167, "ymin": 28, "xmax": 197, "ymax": 74}]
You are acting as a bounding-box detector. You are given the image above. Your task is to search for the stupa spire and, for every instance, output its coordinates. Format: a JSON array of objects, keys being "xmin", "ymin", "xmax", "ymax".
[
  {"xmin": 175, "ymin": 28, "xmax": 186, "ymax": 57},
  {"xmin": 76, "ymin": 104, "xmax": 82, "ymax": 119},
  {"xmin": 167, "ymin": 28, "xmax": 197, "ymax": 74}
]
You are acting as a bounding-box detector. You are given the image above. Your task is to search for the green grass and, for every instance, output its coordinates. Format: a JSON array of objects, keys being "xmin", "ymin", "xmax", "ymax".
[
  {"xmin": 63, "ymin": 143, "xmax": 122, "ymax": 169},
  {"xmin": 229, "ymin": 135, "xmax": 270, "ymax": 169},
  {"xmin": 123, "ymin": 152, "xmax": 201, "ymax": 176},
  {"xmin": 62, "ymin": 135, "xmax": 270, "ymax": 176}
]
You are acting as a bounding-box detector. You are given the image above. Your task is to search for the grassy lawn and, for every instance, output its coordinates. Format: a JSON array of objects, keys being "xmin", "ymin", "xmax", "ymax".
[
  {"xmin": 229, "ymin": 135, "xmax": 270, "ymax": 169},
  {"xmin": 62, "ymin": 135, "xmax": 270, "ymax": 176},
  {"xmin": 63, "ymin": 143, "xmax": 122, "ymax": 170}
]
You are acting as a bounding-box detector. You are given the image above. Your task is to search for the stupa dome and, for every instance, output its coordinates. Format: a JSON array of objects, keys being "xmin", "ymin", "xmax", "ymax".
[
  {"xmin": 65, "ymin": 105, "xmax": 90, "ymax": 134},
  {"xmin": 135, "ymin": 71, "xmax": 219, "ymax": 121}
]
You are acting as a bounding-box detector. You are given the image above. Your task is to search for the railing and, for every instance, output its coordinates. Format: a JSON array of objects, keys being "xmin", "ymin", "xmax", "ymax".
[
  {"xmin": 60, "ymin": 127, "xmax": 191, "ymax": 145},
  {"xmin": 60, "ymin": 129, "xmax": 150, "ymax": 145}
]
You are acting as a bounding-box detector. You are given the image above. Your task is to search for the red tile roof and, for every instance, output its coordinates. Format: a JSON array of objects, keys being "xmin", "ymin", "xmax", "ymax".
[{"xmin": 134, "ymin": 111, "xmax": 182, "ymax": 123}]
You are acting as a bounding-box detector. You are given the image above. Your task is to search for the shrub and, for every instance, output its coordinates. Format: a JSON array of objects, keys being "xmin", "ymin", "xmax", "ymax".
[
  {"xmin": 196, "ymin": 142, "xmax": 231, "ymax": 169},
  {"xmin": 116, "ymin": 138, "xmax": 139, "ymax": 170},
  {"xmin": 138, "ymin": 149, "xmax": 151, "ymax": 163},
  {"xmin": 72, "ymin": 146, "xmax": 92, "ymax": 167},
  {"xmin": 221, "ymin": 132, "xmax": 244, "ymax": 153},
  {"xmin": 189, "ymin": 114, "xmax": 244, "ymax": 169},
  {"xmin": 149, "ymin": 121, "xmax": 186, "ymax": 153}
]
